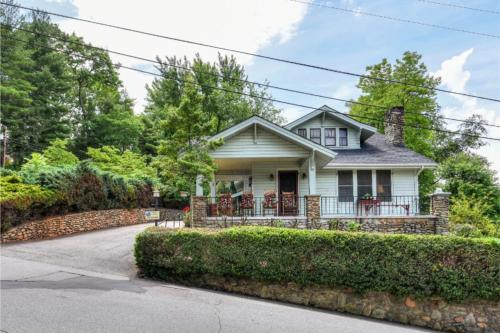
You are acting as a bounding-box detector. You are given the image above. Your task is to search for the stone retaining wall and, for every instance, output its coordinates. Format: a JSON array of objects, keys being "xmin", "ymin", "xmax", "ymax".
[
  {"xmin": 203, "ymin": 215, "xmax": 441, "ymax": 234},
  {"xmin": 170, "ymin": 274, "xmax": 499, "ymax": 333},
  {"xmin": 1, "ymin": 208, "xmax": 181, "ymax": 243}
]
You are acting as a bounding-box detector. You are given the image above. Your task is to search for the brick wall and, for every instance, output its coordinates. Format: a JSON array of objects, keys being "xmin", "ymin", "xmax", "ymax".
[{"xmin": 1, "ymin": 208, "xmax": 181, "ymax": 243}]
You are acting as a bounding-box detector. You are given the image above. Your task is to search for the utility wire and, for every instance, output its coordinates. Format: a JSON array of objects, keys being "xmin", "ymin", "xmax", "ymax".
[
  {"xmin": 13, "ymin": 26, "xmax": 500, "ymax": 129},
  {"xmin": 414, "ymin": 0, "xmax": 500, "ymax": 15},
  {"xmin": 4, "ymin": 35, "xmax": 500, "ymax": 142},
  {"xmin": 289, "ymin": 0, "xmax": 500, "ymax": 39},
  {"xmin": 2, "ymin": 1, "xmax": 500, "ymax": 103}
]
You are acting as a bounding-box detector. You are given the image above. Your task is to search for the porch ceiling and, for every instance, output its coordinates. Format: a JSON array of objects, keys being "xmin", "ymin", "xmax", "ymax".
[{"xmin": 215, "ymin": 157, "xmax": 304, "ymax": 172}]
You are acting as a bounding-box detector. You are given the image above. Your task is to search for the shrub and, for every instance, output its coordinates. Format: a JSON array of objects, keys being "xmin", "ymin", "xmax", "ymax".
[
  {"xmin": 135, "ymin": 227, "xmax": 500, "ymax": 302},
  {"xmin": 450, "ymin": 195, "xmax": 497, "ymax": 237},
  {"xmin": 0, "ymin": 175, "xmax": 58, "ymax": 231}
]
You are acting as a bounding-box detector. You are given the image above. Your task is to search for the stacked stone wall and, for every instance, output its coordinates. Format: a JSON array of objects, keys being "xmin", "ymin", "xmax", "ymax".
[{"xmin": 1, "ymin": 208, "xmax": 181, "ymax": 243}]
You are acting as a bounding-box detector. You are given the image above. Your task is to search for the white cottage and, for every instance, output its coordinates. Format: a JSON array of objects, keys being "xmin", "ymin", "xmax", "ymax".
[{"xmin": 196, "ymin": 105, "xmax": 436, "ymax": 218}]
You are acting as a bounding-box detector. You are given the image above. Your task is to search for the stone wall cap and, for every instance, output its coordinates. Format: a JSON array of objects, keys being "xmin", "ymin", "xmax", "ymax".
[
  {"xmin": 429, "ymin": 192, "xmax": 452, "ymax": 197},
  {"xmin": 305, "ymin": 194, "xmax": 321, "ymax": 197}
]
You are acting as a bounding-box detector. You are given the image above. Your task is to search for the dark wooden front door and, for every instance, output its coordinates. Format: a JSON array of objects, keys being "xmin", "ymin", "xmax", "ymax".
[{"xmin": 278, "ymin": 171, "xmax": 298, "ymax": 215}]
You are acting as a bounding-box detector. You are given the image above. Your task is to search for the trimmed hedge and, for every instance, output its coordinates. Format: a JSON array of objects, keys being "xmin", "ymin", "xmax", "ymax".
[{"xmin": 135, "ymin": 227, "xmax": 500, "ymax": 302}]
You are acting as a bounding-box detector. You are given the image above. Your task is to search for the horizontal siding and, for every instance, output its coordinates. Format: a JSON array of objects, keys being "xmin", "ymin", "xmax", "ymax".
[
  {"xmin": 316, "ymin": 169, "xmax": 337, "ymax": 197},
  {"xmin": 211, "ymin": 127, "xmax": 309, "ymax": 158},
  {"xmin": 291, "ymin": 114, "xmax": 360, "ymax": 149},
  {"xmin": 392, "ymin": 169, "xmax": 418, "ymax": 196}
]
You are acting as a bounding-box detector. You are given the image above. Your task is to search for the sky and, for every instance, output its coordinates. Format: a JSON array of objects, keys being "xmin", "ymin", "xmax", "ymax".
[{"xmin": 21, "ymin": 0, "xmax": 500, "ymax": 174}]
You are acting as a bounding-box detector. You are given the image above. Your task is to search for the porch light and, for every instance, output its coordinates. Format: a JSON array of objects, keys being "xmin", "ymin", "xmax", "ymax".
[
  {"xmin": 269, "ymin": 173, "xmax": 274, "ymax": 181},
  {"xmin": 153, "ymin": 189, "xmax": 160, "ymax": 198},
  {"xmin": 302, "ymin": 172, "xmax": 307, "ymax": 179}
]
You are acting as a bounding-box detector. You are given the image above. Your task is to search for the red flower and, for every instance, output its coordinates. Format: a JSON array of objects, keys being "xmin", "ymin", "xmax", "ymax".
[{"xmin": 183, "ymin": 206, "xmax": 190, "ymax": 213}]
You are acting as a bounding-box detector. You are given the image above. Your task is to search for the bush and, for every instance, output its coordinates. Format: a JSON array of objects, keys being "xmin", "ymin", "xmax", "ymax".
[
  {"xmin": 450, "ymin": 195, "xmax": 497, "ymax": 237},
  {"xmin": 0, "ymin": 175, "xmax": 58, "ymax": 231},
  {"xmin": 135, "ymin": 227, "xmax": 500, "ymax": 302}
]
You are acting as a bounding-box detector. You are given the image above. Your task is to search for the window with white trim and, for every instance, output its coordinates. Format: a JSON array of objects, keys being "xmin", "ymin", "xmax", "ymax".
[
  {"xmin": 310, "ymin": 128, "xmax": 321, "ymax": 144},
  {"xmin": 339, "ymin": 128, "xmax": 348, "ymax": 146},
  {"xmin": 338, "ymin": 170, "xmax": 353, "ymax": 202},
  {"xmin": 325, "ymin": 128, "xmax": 336, "ymax": 147},
  {"xmin": 297, "ymin": 128, "xmax": 307, "ymax": 138},
  {"xmin": 376, "ymin": 170, "xmax": 392, "ymax": 201}
]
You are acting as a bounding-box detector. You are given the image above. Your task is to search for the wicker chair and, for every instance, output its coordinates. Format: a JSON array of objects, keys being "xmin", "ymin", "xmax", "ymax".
[
  {"xmin": 241, "ymin": 192, "xmax": 255, "ymax": 216},
  {"xmin": 218, "ymin": 193, "xmax": 233, "ymax": 216},
  {"xmin": 281, "ymin": 192, "xmax": 298, "ymax": 216},
  {"xmin": 262, "ymin": 191, "xmax": 277, "ymax": 216}
]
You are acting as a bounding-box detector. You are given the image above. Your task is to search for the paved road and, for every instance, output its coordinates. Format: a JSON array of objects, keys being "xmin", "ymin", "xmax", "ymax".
[{"xmin": 1, "ymin": 224, "xmax": 435, "ymax": 333}]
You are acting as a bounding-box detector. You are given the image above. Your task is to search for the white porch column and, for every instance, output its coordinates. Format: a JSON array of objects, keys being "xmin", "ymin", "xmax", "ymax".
[
  {"xmin": 308, "ymin": 150, "xmax": 317, "ymax": 195},
  {"xmin": 195, "ymin": 174, "xmax": 204, "ymax": 196},
  {"xmin": 209, "ymin": 178, "xmax": 216, "ymax": 203}
]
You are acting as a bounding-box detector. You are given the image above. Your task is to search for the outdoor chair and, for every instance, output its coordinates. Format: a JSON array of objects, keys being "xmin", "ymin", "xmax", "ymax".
[
  {"xmin": 218, "ymin": 193, "xmax": 233, "ymax": 216},
  {"xmin": 262, "ymin": 191, "xmax": 277, "ymax": 216},
  {"xmin": 281, "ymin": 191, "xmax": 298, "ymax": 216},
  {"xmin": 241, "ymin": 192, "xmax": 255, "ymax": 216}
]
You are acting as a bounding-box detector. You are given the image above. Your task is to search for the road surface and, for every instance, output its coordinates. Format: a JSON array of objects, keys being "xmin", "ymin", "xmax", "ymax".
[{"xmin": 1, "ymin": 224, "xmax": 435, "ymax": 333}]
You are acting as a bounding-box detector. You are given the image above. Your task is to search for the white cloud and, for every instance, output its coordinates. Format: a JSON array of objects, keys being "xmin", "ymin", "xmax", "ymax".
[
  {"xmin": 57, "ymin": 0, "xmax": 308, "ymax": 113},
  {"xmin": 434, "ymin": 48, "xmax": 500, "ymax": 176},
  {"xmin": 332, "ymin": 84, "xmax": 358, "ymax": 100},
  {"xmin": 282, "ymin": 107, "xmax": 306, "ymax": 123}
]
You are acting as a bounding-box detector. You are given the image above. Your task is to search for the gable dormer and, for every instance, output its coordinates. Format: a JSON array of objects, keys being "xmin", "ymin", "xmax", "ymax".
[{"xmin": 284, "ymin": 105, "xmax": 377, "ymax": 150}]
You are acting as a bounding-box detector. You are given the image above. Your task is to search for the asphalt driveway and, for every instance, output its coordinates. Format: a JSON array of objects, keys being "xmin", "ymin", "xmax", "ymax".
[{"xmin": 1, "ymin": 224, "xmax": 436, "ymax": 333}]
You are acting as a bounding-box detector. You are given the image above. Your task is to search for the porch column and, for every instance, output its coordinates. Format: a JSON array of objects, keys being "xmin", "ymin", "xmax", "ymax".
[
  {"xmin": 308, "ymin": 150, "xmax": 317, "ymax": 195},
  {"xmin": 209, "ymin": 178, "xmax": 216, "ymax": 204},
  {"xmin": 430, "ymin": 189, "xmax": 450, "ymax": 235},
  {"xmin": 195, "ymin": 174, "xmax": 203, "ymax": 196}
]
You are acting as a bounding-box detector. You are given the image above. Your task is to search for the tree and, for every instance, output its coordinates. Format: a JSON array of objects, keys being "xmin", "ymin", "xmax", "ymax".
[
  {"xmin": 141, "ymin": 54, "xmax": 283, "ymax": 156},
  {"xmin": 438, "ymin": 153, "xmax": 500, "ymax": 221},
  {"xmin": 87, "ymin": 146, "xmax": 157, "ymax": 181},
  {"xmin": 152, "ymin": 79, "xmax": 221, "ymax": 196},
  {"xmin": 349, "ymin": 51, "xmax": 441, "ymax": 158}
]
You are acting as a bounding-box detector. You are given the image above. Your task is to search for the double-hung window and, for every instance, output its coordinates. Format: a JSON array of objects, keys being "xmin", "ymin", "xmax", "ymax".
[
  {"xmin": 339, "ymin": 128, "xmax": 348, "ymax": 146},
  {"xmin": 338, "ymin": 170, "xmax": 353, "ymax": 202},
  {"xmin": 325, "ymin": 128, "xmax": 336, "ymax": 147},
  {"xmin": 357, "ymin": 170, "xmax": 373, "ymax": 198},
  {"xmin": 376, "ymin": 170, "xmax": 392, "ymax": 201},
  {"xmin": 310, "ymin": 128, "xmax": 321, "ymax": 145},
  {"xmin": 297, "ymin": 128, "xmax": 307, "ymax": 138}
]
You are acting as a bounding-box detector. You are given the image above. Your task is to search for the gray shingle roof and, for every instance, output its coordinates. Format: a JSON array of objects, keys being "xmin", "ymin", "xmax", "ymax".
[{"xmin": 327, "ymin": 133, "xmax": 437, "ymax": 166}]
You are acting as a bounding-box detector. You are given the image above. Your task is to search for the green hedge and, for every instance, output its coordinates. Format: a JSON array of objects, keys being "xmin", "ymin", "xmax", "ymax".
[{"xmin": 135, "ymin": 227, "xmax": 500, "ymax": 302}]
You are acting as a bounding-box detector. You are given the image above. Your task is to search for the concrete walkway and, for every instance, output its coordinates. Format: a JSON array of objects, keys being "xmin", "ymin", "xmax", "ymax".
[{"xmin": 1, "ymin": 224, "xmax": 435, "ymax": 333}]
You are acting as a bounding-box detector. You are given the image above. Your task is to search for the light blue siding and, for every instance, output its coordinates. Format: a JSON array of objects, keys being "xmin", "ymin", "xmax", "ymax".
[
  {"xmin": 211, "ymin": 127, "xmax": 309, "ymax": 159},
  {"xmin": 291, "ymin": 113, "xmax": 361, "ymax": 149}
]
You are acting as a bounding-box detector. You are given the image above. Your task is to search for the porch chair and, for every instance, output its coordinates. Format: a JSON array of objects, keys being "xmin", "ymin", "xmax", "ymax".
[
  {"xmin": 281, "ymin": 192, "xmax": 298, "ymax": 216},
  {"xmin": 241, "ymin": 192, "xmax": 255, "ymax": 216},
  {"xmin": 218, "ymin": 193, "xmax": 233, "ymax": 216},
  {"xmin": 262, "ymin": 191, "xmax": 277, "ymax": 216}
]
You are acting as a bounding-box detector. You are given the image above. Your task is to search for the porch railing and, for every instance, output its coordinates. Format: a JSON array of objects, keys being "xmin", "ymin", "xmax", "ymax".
[
  {"xmin": 206, "ymin": 196, "xmax": 306, "ymax": 217},
  {"xmin": 320, "ymin": 195, "xmax": 430, "ymax": 217}
]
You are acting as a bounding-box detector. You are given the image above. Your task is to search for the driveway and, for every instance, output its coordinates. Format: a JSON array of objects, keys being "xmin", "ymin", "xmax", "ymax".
[{"xmin": 1, "ymin": 224, "xmax": 435, "ymax": 333}]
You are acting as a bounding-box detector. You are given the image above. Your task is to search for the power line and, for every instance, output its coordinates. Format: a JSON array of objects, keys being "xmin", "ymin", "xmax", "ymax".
[
  {"xmin": 13, "ymin": 26, "xmax": 500, "ymax": 129},
  {"xmin": 415, "ymin": 0, "xmax": 500, "ymax": 15},
  {"xmin": 289, "ymin": 0, "xmax": 500, "ymax": 39},
  {"xmin": 5, "ymin": 35, "xmax": 500, "ymax": 142},
  {"xmin": 2, "ymin": 1, "xmax": 500, "ymax": 103}
]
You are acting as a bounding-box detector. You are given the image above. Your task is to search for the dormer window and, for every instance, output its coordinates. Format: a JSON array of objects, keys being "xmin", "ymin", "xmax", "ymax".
[
  {"xmin": 297, "ymin": 128, "xmax": 307, "ymax": 138},
  {"xmin": 310, "ymin": 128, "xmax": 321, "ymax": 144},
  {"xmin": 339, "ymin": 128, "xmax": 348, "ymax": 146},
  {"xmin": 325, "ymin": 128, "xmax": 336, "ymax": 147}
]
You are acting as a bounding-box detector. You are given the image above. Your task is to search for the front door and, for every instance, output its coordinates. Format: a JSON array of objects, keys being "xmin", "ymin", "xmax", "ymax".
[{"xmin": 278, "ymin": 171, "xmax": 298, "ymax": 215}]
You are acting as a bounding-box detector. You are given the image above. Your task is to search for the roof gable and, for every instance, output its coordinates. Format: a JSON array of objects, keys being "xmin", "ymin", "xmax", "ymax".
[
  {"xmin": 284, "ymin": 105, "xmax": 377, "ymax": 140},
  {"xmin": 209, "ymin": 116, "xmax": 337, "ymax": 163}
]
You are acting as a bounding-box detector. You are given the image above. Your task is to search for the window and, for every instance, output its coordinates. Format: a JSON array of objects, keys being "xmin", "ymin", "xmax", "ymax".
[
  {"xmin": 339, "ymin": 128, "xmax": 348, "ymax": 146},
  {"xmin": 297, "ymin": 128, "xmax": 307, "ymax": 138},
  {"xmin": 310, "ymin": 128, "xmax": 321, "ymax": 144},
  {"xmin": 376, "ymin": 170, "xmax": 392, "ymax": 201},
  {"xmin": 357, "ymin": 170, "xmax": 372, "ymax": 198},
  {"xmin": 325, "ymin": 128, "xmax": 336, "ymax": 147},
  {"xmin": 338, "ymin": 170, "xmax": 353, "ymax": 202}
]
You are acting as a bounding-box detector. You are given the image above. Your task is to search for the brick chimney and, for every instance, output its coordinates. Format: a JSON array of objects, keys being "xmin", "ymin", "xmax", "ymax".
[{"xmin": 384, "ymin": 107, "xmax": 405, "ymax": 147}]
